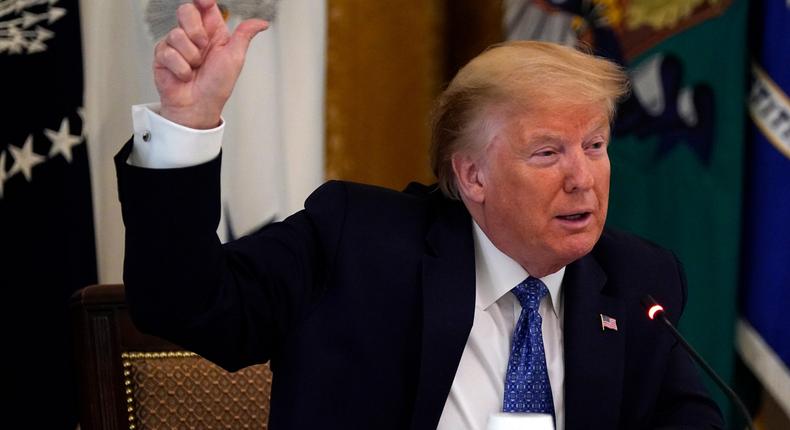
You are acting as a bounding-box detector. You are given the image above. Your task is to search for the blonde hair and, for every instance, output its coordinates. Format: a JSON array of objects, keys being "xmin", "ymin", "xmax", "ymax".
[{"xmin": 430, "ymin": 40, "xmax": 630, "ymax": 199}]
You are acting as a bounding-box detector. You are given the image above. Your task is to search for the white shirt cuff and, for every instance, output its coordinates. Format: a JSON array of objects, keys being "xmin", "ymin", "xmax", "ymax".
[{"xmin": 128, "ymin": 103, "xmax": 224, "ymax": 168}]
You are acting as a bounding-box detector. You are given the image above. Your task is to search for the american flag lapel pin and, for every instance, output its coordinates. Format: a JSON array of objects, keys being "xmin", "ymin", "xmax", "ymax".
[{"xmin": 600, "ymin": 314, "xmax": 618, "ymax": 331}]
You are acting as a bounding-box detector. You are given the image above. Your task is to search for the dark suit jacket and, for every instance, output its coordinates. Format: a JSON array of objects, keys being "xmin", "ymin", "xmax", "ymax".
[{"xmin": 115, "ymin": 141, "xmax": 722, "ymax": 429}]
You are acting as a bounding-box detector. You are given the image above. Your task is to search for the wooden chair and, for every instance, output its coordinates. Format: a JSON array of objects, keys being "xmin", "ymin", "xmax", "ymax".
[{"xmin": 71, "ymin": 284, "xmax": 272, "ymax": 429}]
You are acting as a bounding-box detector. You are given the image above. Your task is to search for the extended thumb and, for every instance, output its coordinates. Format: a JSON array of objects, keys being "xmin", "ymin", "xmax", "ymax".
[{"xmin": 229, "ymin": 19, "xmax": 269, "ymax": 54}]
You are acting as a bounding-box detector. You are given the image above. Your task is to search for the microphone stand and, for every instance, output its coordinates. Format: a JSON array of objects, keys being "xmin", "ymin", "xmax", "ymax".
[{"xmin": 642, "ymin": 295, "xmax": 755, "ymax": 430}]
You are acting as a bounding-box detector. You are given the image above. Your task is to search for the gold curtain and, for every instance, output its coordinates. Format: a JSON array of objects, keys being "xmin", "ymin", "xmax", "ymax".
[{"xmin": 325, "ymin": 0, "xmax": 503, "ymax": 191}]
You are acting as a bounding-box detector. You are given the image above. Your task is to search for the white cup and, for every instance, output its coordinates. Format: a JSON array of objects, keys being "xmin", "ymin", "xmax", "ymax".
[{"xmin": 486, "ymin": 412, "xmax": 554, "ymax": 430}]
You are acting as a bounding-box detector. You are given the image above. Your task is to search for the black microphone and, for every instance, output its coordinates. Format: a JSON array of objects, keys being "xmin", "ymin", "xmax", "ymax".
[{"xmin": 640, "ymin": 295, "xmax": 754, "ymax": 430}]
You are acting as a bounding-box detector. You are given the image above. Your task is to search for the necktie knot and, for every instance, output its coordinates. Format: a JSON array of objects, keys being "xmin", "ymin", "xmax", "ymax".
[{"xmin": 512, "ymin": 276, "xmax": 549, "ymax": 312}]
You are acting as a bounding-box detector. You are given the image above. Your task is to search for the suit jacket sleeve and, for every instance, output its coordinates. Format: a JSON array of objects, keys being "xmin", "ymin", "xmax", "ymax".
[{"xmin": 114, "ymin": 138, "xmax": 344, "ymax": 371}]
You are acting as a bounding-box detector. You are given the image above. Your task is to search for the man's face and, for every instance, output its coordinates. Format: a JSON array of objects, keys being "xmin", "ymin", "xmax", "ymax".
[{"xmin": 477, "ymin": 102, "xmax": 611, "ymax": 276}]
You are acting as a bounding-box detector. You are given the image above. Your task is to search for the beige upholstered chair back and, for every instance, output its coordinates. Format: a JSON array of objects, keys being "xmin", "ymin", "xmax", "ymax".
[{"xmin": 71, "ymin": 284, "xmax": 272, "ymax": 429}]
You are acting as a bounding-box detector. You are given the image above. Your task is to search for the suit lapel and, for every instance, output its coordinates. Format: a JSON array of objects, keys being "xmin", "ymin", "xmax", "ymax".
[
  {"xmin": 409, "ymin": 199, "xmax": 476, "ymax": 430},
  {"xmin": 562, "ymin": 253, "xmax": 626, "ymax": 430}
]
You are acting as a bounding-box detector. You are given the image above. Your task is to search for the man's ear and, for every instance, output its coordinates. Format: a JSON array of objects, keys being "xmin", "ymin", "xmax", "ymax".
[{"xmin": 451, "ymin": 152, "xmax": 485, "ymax": 204}]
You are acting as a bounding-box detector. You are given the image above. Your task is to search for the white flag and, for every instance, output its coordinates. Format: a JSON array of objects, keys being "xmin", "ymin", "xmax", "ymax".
[{"xmin": 80, "ymin": 0, "xmax": 326, "ymax": 282}]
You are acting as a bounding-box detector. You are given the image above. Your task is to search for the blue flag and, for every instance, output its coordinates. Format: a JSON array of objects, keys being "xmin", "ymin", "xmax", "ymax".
[
  {"xmin": 0, "ymin": 0, "xmax": 97, "ymax": 427},
  {"xmin": 737, "ymin": 0, "xmax": 790, "ymax": 418}
]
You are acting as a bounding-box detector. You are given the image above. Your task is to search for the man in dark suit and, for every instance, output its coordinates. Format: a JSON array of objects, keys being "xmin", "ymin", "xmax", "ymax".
[{"xmin": 115, "ymin": 0, "xmax": 723, "ymax": 428}]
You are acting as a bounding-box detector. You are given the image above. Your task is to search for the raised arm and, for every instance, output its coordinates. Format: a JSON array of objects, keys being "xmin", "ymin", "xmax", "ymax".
[{"xmin": 115, "ymin": 0, "xmax": 328, "ymax": 371}]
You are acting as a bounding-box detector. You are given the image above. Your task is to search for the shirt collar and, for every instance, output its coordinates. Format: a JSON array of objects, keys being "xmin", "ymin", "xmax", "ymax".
[{"xmin": 472, "ymin": 221, "xmax": 565, "ymax": 317}]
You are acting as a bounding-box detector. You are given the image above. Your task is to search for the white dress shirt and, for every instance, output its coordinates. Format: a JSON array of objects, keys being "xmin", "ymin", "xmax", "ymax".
[
  {"xmin": 437, "ymin": 223, "xmax": 566, "ymax": 430},
  {"xmin": 128, "ymin": 104, "xmax": 224, "ymax": 168},
  {"xmin": 130, "ymin": 105, "xmax": 566, "ymax": 429}
]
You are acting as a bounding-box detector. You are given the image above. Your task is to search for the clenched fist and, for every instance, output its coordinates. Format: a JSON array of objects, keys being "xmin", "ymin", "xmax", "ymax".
[{"xmin": 154, "ymin": 0, "xmax": 269, "ymax": 129}]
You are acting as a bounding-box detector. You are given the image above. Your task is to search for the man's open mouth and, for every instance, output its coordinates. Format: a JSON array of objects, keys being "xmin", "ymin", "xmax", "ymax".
[{"xmin": 556, "ymin": 212, "xmax": 591, "ymax": 221}]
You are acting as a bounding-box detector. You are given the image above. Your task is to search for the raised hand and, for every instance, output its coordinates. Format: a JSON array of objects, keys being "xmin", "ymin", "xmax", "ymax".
[{"xmin": 153, "ymin": 0, "xmax": 269, "ymax": 129}]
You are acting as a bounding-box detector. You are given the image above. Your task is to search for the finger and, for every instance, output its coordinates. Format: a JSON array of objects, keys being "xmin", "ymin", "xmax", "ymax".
[
  {"xmin": 228, "ymin": 19, "xmax": 269, "ymax": 58},
  {"xmin": 193, "ymin": 0, "xmax": 216, "ymax": 9},
  {"xmin": 155, "ymin": 41, "xmax": 193, "ymax": 82},
  {"xmin": 194, "ymin": 0, "xmax": 226, "ymax": 38},
  {"xmin": 166, "ymin": 28, "xmax": 202, "ymax": 68},
  {"xmin": 176, "ymin": 2, "xmax": 208, "ymax": 49}
]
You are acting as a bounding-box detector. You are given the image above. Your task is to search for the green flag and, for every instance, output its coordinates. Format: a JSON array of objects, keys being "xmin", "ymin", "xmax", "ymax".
[{"xmin": 605, "ymin": 1, "xmax": 747, "ymax": 420}]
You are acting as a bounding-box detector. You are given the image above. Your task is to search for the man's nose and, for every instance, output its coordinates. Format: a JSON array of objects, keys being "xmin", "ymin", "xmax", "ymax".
[{"xmin": 562, "ymin": 151, "xmax": 595, "ymax": 193}]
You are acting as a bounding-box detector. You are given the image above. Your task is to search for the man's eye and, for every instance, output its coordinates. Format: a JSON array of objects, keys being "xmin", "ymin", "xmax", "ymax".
[{"xmin": 535, "ymin": 150, "xmax": 556, "ymax": 157}]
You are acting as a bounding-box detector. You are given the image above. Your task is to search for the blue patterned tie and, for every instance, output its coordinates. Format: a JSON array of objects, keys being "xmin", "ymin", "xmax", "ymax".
[{"xmin": 503, "ymin": 276, "xmax": 555, "ymax": 417}]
